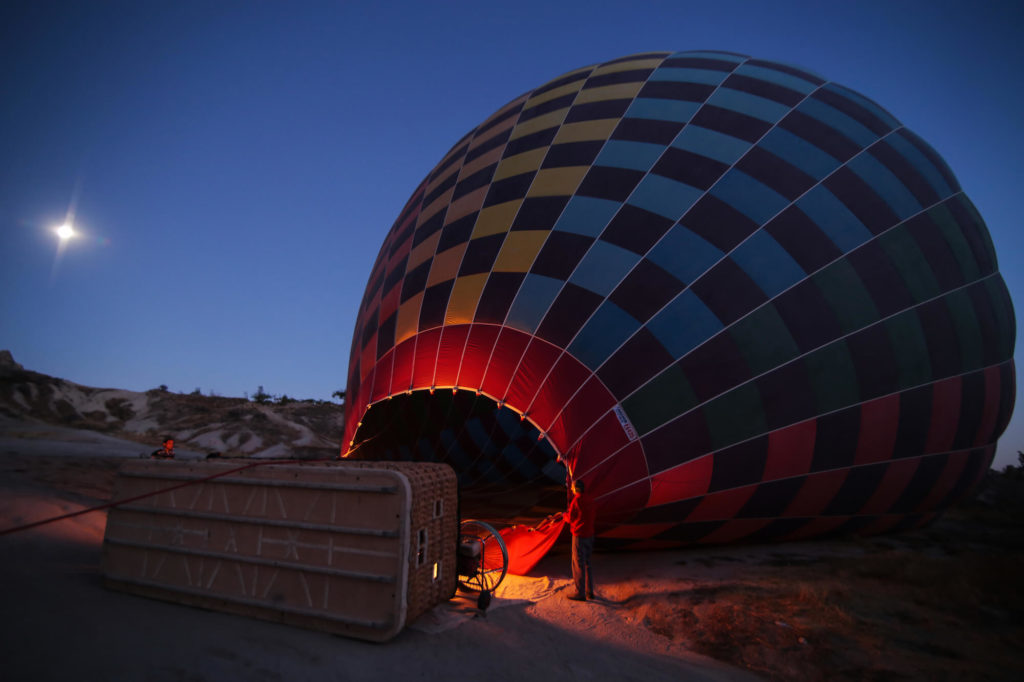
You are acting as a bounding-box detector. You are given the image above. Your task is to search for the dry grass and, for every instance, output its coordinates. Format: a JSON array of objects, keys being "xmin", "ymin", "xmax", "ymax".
[{"xmin": 624, "ymin": 490, "xmax": 1024, "ymax": 681}]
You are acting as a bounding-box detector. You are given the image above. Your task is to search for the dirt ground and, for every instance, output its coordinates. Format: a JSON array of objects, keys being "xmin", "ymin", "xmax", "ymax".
[
  {"xmin": 1, "ymin": 446, "xmax": 1022, "ymax": 681},
  {"xmin": 607, "ymin": 501, "xmax": 1024, "ymax": 681}
]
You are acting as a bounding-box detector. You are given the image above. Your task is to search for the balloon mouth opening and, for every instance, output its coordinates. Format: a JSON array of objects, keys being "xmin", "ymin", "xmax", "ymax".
[{"xmin": 346, "ymin": 389, "xmax": 568, "ymax": 523}]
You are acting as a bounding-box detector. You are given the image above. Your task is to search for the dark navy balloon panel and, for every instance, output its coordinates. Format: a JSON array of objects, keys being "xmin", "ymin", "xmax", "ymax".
[{"xmin": 344, "ymin": 51, "xmax": 1016, "ymax": 547}]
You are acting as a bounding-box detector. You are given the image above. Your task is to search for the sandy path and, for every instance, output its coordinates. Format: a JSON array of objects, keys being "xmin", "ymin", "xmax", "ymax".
[
  {"xmin": 0, "ymin": 449, "xmax": 753, "ymax": 682},
  {"xmin": 5, "ymin": 433, "xmax": 1021, "ymax": 681}
]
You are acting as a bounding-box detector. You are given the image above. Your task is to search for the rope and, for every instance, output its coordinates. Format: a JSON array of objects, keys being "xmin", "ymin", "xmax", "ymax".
[{"xmin": 0, "ymin": 457, "xmax": 332, "ymax": 537}]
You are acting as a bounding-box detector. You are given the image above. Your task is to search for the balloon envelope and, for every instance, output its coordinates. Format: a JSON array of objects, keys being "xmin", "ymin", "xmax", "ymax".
[{"xmin": 344, "ymin": 51, "xmax": 1016, "ymax": 548}]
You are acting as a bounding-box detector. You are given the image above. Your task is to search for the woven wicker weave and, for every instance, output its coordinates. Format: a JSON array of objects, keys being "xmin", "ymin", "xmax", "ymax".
[{"xmin": 102, "ymin": 459, "xmax": 458, "ymax": 642}]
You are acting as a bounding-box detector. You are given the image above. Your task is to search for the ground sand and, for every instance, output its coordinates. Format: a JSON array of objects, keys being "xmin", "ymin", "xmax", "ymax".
[{"xmin": 1, "ymin": 429, "xmax": 1021, "ymax": 681}]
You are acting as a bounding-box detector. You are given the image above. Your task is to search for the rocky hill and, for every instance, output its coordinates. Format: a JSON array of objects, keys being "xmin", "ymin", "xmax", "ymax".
[{"xmin": 0, "ymin": 350, "xmax": 345, "ymax": 459}]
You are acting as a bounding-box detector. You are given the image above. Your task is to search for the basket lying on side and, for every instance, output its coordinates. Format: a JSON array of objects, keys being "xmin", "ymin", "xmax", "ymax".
[{"xmin": 101, "ymin": 459, "xmax": 458, "ymax": 642}]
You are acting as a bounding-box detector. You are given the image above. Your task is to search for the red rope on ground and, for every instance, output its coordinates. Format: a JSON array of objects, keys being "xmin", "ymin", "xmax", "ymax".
[{"xmin": 0, "ymin": 458, "xmax": 334, "ymax": 537}]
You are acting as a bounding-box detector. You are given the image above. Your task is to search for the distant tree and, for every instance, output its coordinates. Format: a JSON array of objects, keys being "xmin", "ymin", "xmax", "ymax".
[
  {"xmin": 332, "ymin": 389, "xmax": 346, "ymax": 404},
  {"xmin": 278, "ymin": 394, "xmax": 293, "ymax": 405},
  {"xmin": 191, "ymin": 387, "xmax": 202, "ymax": 396},
  {"xmin": 998, "ymin": 452, "xmax": 1024, "ymax": 479},
  {"xmin": 159, "ymin": 384, "xmax": 168, "ymax": 392},
  {"xmin": 253, "ymin": 385, "xmax": 272, "ymax": 404}
]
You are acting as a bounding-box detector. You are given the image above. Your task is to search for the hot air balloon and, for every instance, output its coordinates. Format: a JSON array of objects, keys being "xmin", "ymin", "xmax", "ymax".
[{"xmin": 343, "ymin": 50, "xmax": 1016, "ymax": 553}]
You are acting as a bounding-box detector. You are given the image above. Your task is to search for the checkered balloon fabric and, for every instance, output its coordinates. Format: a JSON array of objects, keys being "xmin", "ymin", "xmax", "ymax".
[{"xmin": 343, "ymin": 51, "xmax": 1015, "ymax": 548}]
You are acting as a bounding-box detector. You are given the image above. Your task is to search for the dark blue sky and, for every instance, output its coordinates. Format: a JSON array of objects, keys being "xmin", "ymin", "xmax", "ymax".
[{"xmin": 2, "ymin": 0, "xmax": 1021, "ymax": 467}]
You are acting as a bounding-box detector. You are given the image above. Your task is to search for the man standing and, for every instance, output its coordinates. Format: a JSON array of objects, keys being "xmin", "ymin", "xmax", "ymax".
[
  {"xmin": 567, "ymin": 478, "xmax": 596, "ymax": 601},
  {"xmin": 150, "ymin": 437, "xmax": 175, "ymax": 459}
]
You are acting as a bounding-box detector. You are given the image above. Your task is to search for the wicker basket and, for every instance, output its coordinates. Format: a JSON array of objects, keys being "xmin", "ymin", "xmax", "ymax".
[{"xmin": 101, "ymin": 459, "xmax": 458, "ymax": 642}]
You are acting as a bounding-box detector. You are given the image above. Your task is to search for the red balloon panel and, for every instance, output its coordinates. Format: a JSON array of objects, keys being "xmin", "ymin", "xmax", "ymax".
[
  {"xmin": 371, "ymin": 349, "xmax": 394, "ymax": 402},
  {"xmin": 647, "ymin": 455, "xmax": 714, "ymax": 509},
  {"xmin": 388, "ymin": 337, "xmax": 416, "ymax": 395},
  {"xmin": 916, "ymin": 448, "xmax": 970, "ymax": 511},
  {"xmin": 585, "ymin": 440, "xmax": 649, "ymax": 501},
  {"xmin": 528, "ymin": 352, "xmax": 592, "ymax": 434},
  {"xmin": 411, "ymin": 328, "xmax": 442, "ymax": 389},
  {"xmin": 571, "ymin": 411, "xmax": 634, "ymax": 478},
  {"xmin": 764, "ymin": 420, "xmax": 817, "ymax": 480},
  {"xmin": 782, "ymin": 469, "xmax": 849, "ymax": 518},
  {"xmin": 924, "ymin": 376, "xmax": 962, "ymax": 454},
  {"xmin": 687, "ymin": 484, "xmax": 757, "ymax": 524},
  {"xmin": 854, "ymin": 395, "xmax": 900, "ymax": 465},
  {"xmin": 480, "ymin": 328, "xmax": 530, "ymax": 401},
  {"xmin": 557, "ymin": 376, "xmax": 616, "ymax": 445},
  {"xmin": 593, "ymin": 479, "xmax": 651, "ymax": 530},
  {"xmin": 457, "ymin": 324, "xmax": 500, "ymax": 389},
  {"xmin": 505, "ymin": 340, "xmax": 562, "ymax": 416},
  {"xmin": 434, "ymin": 325, "xmax": 470, "ymax": 388},
  {"xmin": 975, "ymin": 365, "xmax": 1003, "ymax": 446},
  {"xmin": 859, "ymin": 458, "xmax": 919, "ymax": 516}
]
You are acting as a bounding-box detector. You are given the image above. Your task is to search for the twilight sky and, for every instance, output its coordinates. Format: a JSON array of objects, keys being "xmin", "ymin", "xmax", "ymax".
[{"xmin": 1, "ymin": 0, "xmax": 1021, "ymax": 468}]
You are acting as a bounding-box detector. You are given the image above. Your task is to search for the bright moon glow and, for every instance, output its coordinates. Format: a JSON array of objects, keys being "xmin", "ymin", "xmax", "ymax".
[{"xmin": 56, "ymin": 224, "xmax": 74, "ymax": 240}]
